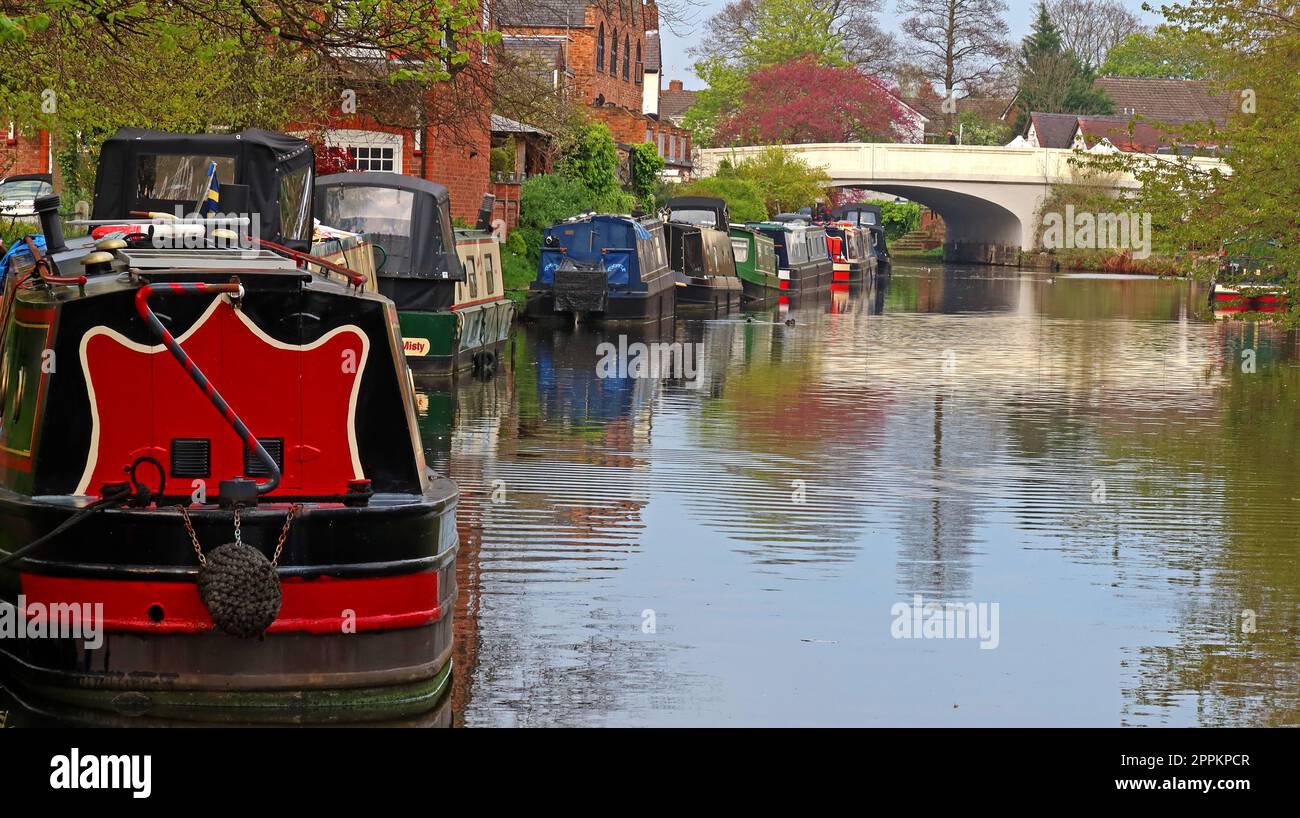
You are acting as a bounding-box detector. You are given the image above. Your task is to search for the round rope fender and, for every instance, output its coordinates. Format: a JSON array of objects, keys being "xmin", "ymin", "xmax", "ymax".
[{"xmin": 198, "ymin": 543, "xmax": 282, "ymax": 638}]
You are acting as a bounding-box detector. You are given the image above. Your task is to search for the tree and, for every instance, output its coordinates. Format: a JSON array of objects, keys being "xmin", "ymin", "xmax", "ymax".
[
  {"xmin": 691, "ymin": 0, "xmax": 897, "ymax": 76},
  {"xmin": 714, "ymin": 58, "xmax": 909, "ymax": 145},
  {"xmin": 0, "ymin": 1, "xmax": 495, "ymax": 200},
  {"xmin": 896, "ymin": 0, "xmax": 1012, "ymax": 126},
  {"xmin": 629, "ymin": 143, "xmax": 665, "ymax": 211},
  {"xmin": 673, "ymin": 176, "xmax": 769, "ymax": 222},
  {"xmin": 1045, "ymin": 0, "xmax": 1145, "ymax": 69},
  {"xmin": 725, "ymin": 146, "xmax": 831, "ymax": 214},
  {"xmin": 1100, "ymin": 25, "xmax": 1219, "ymax": 80},
  {"xmin": 1012, "ymin": 2, "xmax": 1112, "ymax": 132},
  {"xmin": 685, "ymin": 0, "xmax": 897, "ymax": 145},
  {"xmin": 1078, "ymin": 0, "xmax": 1300, "ymax": 295}
]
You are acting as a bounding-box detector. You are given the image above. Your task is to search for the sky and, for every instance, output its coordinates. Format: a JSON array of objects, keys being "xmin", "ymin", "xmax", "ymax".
[{"xmin": 656, "ymin": 0, "xmax": 1161, "ymax": 89}]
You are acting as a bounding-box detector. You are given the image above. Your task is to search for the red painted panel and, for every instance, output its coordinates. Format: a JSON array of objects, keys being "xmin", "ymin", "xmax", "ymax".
[
  {"xmin": 20, "ymin": 571, "xmax": 441, "ymax": 634},
  {"xmin": 78, "ymin": 298, "xmax": 367, "ymax": 496}
]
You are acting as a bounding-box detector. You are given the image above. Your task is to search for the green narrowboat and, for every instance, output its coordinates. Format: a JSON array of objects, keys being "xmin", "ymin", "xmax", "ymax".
[
  {"xmin": 729, "ymin": 224, "xmax": 780, "ymax": 301},
  {"xmin": 314, "ymin": 171, "xmax": 512, "ymax": 375}
]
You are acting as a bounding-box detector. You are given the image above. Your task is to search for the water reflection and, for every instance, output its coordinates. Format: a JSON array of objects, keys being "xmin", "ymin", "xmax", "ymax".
[{"xmin": 434, "ymin": 262, "xmax": 1298, "ymax": 726}]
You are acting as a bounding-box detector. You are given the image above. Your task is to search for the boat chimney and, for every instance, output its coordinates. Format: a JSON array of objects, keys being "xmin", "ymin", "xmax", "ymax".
[{"xmin": 35, "ymin": 193, "xmax": 67, "ymax": 253}]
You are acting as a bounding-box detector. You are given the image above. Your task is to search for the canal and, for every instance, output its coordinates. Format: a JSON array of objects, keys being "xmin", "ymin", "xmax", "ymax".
[{"xmin": 432, "ymin": 261, "xmax": 1299, "ymax": 727}]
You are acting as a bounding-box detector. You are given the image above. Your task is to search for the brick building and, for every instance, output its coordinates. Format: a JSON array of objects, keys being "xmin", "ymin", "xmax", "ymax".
[
  {"xmin": 1, "ymin": 123, "xmax": 52, "ymax": 177},
  {"xmin": 498, "ymin": 0, "xmax": 693, "ymax": 178}
]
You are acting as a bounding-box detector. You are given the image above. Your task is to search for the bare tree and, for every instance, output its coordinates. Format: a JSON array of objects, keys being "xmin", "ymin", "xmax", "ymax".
[
  {"xmin": 896, "ymin": 0, "xmax": 1012, "ymax": 103},
  {"xmin": 690, "ymin": 0, "xmax": 898, "ymax": 78},
  {"xmin": 1045, "ymin": 0, "xmax": 1145, "ymax": 69}
]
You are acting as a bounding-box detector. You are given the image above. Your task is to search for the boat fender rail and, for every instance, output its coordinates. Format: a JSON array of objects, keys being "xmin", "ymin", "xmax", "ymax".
[{"xmin": 0, "ymin": 482, "xmax": 134, "ymax": 570}]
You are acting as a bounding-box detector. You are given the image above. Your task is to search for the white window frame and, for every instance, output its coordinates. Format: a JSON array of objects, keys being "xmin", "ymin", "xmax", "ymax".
[{"xmin": 324, "ymin": 129, "xmax": 403, "ymax": 174}]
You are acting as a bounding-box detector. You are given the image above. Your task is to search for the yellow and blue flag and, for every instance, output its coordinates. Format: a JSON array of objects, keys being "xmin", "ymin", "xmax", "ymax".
[{"xmin": 198, "ymin": 161, "xmax": 220, "ymax": 216}]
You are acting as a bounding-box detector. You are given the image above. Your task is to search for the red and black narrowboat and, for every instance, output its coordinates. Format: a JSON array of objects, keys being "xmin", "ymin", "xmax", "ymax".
[
  {"xmin": 832, "ymin": 203, "xmax": 892, "ymax": 276},
  {"xmin": 0, "ymin": 128, "xmax": 458, "ymax": 723},
  {"xmin": 1209, "ymin": 239, "xmax": 1288, "ymax": 318}
]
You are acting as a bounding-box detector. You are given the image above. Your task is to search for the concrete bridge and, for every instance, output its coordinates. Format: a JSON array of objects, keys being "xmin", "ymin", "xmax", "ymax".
[{"xmin": 695, "ymin": 143, "xmax": 1224, "ymax": 264}]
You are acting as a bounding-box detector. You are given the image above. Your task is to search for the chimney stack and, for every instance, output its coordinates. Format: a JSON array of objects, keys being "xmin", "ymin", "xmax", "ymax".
[{"xmin": 668, "ymin": 79, "xmax": 683, "ymax": 92}]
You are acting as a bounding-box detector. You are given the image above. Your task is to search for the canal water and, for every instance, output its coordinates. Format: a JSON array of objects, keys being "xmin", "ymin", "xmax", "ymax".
[{"xmin": 432, "ymin": 261, "xmax": 1299, "ymax": 727}]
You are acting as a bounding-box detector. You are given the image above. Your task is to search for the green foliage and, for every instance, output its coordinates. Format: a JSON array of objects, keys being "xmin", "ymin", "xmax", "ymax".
[
  {"xmin": 490, "ymin": 138, "xmax": 516, "ymax": 179},
  {"xmin": 673, "ymin": 176, "xmax": 769, "ymax": 222},
  {"xmin": 723, "ymin": 146, "xmax": 830, "ymax": 214},
  {"xmin": 870, "ymin": 200, "xmax": 922, "ymax": 242},
  {"xmin": 628, "ymin": 142, "xmax": 665, "ymax": 211},
  {"xmin": 558, "ymin": 122, "xmax": 622, "ymax": 196},
  {"xmin": 682, "ymin": 58, "xmax": 750, "ymax": 147},
  {"xmin": 1100, "ymin": 26, "xmax": 1218, "ymax": 81},
  {"xmin": 1075, "ymin": 0, "xmax": 1300, "ymax": 313},
  {"xmin": 956, "ymin": 110, "xmax": 1011, "ymax": 146}
]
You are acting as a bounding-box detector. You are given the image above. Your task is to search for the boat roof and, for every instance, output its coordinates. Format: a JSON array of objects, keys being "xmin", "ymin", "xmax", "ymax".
[
  {"xmin": 666, "ymin": 196, "xmax": 727, "ymax": 210},
  {"xmin": 316, "ymin": 170, "xmax": 451, "ymax": 204}
]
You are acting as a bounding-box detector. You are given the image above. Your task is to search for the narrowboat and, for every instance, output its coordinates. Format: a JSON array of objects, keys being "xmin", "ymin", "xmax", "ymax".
[
  {"xmin": 1209, "ymin": 239, "xmax": 1288, "ymax": 317},
  {"xmin": 526, "ymin": 214, "xmax": 674, "ymax": 323},
  {"xmin": 729, "ymin": 225, "xmax": 780, "ymax": 301},
  {"xmin": 748, "ymin": 220, "xmax": 833, "ymax": 294},
  {"xmin": 663, "ymin": 196, "xmax": 743, "ymax": 312},
  {"xmin": 315, "ymin": 172, "xmax": 513, "ymax": 374},
  {"xmin": 823, "ymin": 222, "xmax": 872, "ymax": 282},
  {"xmin": 832, "ymin": 203, "xmax": 892, "ymax": 275},
  {"xmin": 0, "ymin": 129, "xmax": 458, "ymax": 723}
]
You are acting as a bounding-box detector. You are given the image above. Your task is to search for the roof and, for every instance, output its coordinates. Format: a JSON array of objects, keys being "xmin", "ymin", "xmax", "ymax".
[
  {"xmin": 1027, "ymin": 112, "xmax": 1082, "ymax": 148},
  {"xmin": 316, "ymin": 170, "xmax": 450, "ymax": 202},
  {"xmin": 491, "ymin": 114, "xmax": 550, "ymax": 136},
  {"xmin": 1074, "ymin": 116, "xmax": 1216, "ymax": 152},
  {"xmin": 496, "ymin": 0, "xmax": 592, "ymax": 28},
  {"xmin": 1095, "ymin": 76, "xmax": 1235, "ymax": 125},
  {"xmin": 643, "ymin": 30, "xmax": 661, "ymax": 72},
  {"xmin": 502, "ymin": 35, "xmax": 568, "ymax": 67},
  {"xmin": 659, "ymin": 87, "xmax": 698, "ymax": 122}
]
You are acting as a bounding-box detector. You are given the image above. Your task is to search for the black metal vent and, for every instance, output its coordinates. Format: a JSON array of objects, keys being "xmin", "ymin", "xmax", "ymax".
[
  {"xmin": 170, "ymin": 439, "xmax": 211, "ymax": 478},
  {"xmin": 244, "ymin": 438, "xmax": 284, "ymax": 477}
]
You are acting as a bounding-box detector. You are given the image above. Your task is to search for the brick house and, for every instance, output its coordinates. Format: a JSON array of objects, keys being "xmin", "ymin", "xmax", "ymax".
[
  {"xmin": 498, "ymin": 0, "xmax": 694, "ymax": 178},
  {"xmin": 1, "ymin": 123, "xmax": 52, "ymax": 177}
]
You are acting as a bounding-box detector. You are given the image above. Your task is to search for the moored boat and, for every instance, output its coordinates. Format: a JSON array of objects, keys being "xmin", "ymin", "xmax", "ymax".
[
  {"xmin": 314, "ymin": 172, "xmax": 513, "ymax": 375},
  {"xmin": 833, "ymin": 203, "xmax": 892, "ymax": 275},
  {"xmin": 526, "ymin": 214, "xmax": 674, "ymax": 323},
  {"xmin": 823, "ymin": 221, "xmax": 872, "ymax": 282},
  {"xmin": 729, "ymin": 224, "xmax": 779, "ymax": 302},
  {"xmin": 1209, "ymin": 239, "xmax": 1288, "ymax": 318},
  {"xmin": 0, "ymin": 129, "xmax": 458, "ymax": 723},
  {"xmin": 664, "ymin": 197, "xmax": 742, "ymax": 312},
  {"xmin": 747, "ymin": 219, "xmax": 834, "ymax": 294}
]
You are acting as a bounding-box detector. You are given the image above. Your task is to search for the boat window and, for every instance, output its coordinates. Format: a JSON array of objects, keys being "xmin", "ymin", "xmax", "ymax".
[
  {"xmin": 135, "ymin": 154, "xmax": 235, "ymax": 205},
  {"xmin": 483, "ymin": 251, "xmax": 496, "ymax": 294},
  {"xmin": 807, "ymin": 231, "xmax": 829, "ymax": 261},
  {"xmin": 669, "ymin": 208, "xmax": 719, "ymax": 229},
  {"xmin": 786, "ymin": 232, "xmax": 808, "ymax": 264},
  {"xmin": 465, "ymin": 254, "xmax": 478, "ymax": 299},
  {"xmin": 730, "ymin": 237, "xmax": 749, "ymax": 264},
  {"xmin": 279, "ymin": 164, "xmax": 314, "ymax": 240},
  {"xmin": 317, "ymin": 186, "xmax": 414, "ymax": 237},
  {"xmin": 0, "ymin": 178, "xmax": 52, "ymax": 201}
]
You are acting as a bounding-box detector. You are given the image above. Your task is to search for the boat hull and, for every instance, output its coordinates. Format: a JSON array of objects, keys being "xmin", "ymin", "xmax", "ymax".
[
  {"xmin": 525, "ymin": 281, "xmax": 676, "ymax": 324},
  {"xmin": 0, "ymin": 476, "xmax": 459, "ymax": 723},
  {"xmin": 399, "ymin": 298, "xmax": 514, "ymax": 374},
  {"xmin": 676, "ymin": 276, "xmax": 743, "ymax": 313}
]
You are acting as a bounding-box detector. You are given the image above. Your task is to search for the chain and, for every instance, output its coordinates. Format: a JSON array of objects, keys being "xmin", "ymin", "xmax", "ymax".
[
  {"xmin": 177, "ymin": 503, "xmax": 300, "ymax": 567},
  {"xmin": 178, "ymin": 505, "xmax": 205, "ymax": 566},
  {"xmin": 272, "ymin": 505, "xmax": 300, "ymax": 567}
]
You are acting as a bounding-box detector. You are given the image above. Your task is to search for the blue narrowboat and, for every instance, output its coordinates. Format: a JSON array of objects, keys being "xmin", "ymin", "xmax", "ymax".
[{"xmin": 526, "ymin": 214, "xmax": 675, "ymax": 323}]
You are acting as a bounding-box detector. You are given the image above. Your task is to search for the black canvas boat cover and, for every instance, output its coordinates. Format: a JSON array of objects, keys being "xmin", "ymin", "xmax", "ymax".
[
  {"xmin": 315, "ymin": 171, "xmax": 465, "ymax": 311},
  {"xmin": 91, "ymin": 127, "xmax": 316, "ymax": 242}
]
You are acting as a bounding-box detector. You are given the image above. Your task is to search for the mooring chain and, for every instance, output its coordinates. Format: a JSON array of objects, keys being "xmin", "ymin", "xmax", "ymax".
[{"xmin": 177, "ymin": 503, "xmax": 301, "ymax": 567}]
